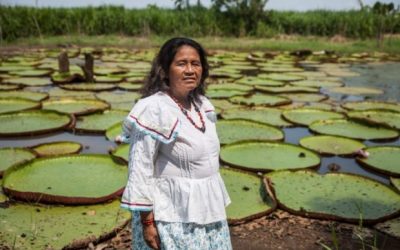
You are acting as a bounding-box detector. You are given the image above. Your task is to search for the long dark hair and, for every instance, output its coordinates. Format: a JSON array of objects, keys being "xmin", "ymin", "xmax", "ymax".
[{"xmin": 141, "ymin": 37, "xmax": 209, "ymax": 103}]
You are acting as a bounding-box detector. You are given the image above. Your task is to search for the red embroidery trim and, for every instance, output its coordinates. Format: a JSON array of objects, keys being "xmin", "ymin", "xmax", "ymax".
[
  {"xmin": 205, "ymin": 109, "xmax": 214, "ymax": 113},
  {"xmin": 129, "ymin": 115, "xmax": 178, "ymax": 140},
  {"xmin": 121, "ymin": 201, "xmax": 153, "ymax": 206}
]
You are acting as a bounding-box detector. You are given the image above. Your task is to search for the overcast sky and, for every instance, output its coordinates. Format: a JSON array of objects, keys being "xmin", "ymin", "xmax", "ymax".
[{"xmin": 1, "ymin": 0, "xmax": 399, "ymax": 11}]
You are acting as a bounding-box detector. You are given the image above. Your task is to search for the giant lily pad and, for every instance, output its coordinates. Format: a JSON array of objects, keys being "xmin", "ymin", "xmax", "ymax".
[
  {"xmin": 299, "ymin": 135, "xmax": 365, "ymax": 156},
  {"xmin": 11, "ymin": 69, "xmax": 52, "ymax": 77},
  {"xmin": 118, "ymin": 82, "xmax": 143, "ymax": 91},
  {"xmin": 0, "ymin": 98, "xmax": 40, "ymax": 114},
  {"xmin": 357, "ymin": 146, "xmax": 400, "ymax": 177},
  {"xmin": 229, "ymin": 94, "xmax": 291, "ymax": 107},
  {"xmin": 31, "ymin": 141, "xmax": 82, "ymax": 157},
  {"xmin": 341, "ymin": 101, "xmax": 400, "ymax": 113},
  {"xmin": 279, "ymin": 93, "xmax": 328, "ymax": 102},
  {"xmin": 208, "ymin": 83, "xmax": 253, "ymax": 92},
  {"xmin": 3, "ymin": 154, "xmax": 127, "ymax": 204},
  {"xmin": 0, "ymin": 110, "xmax": 72, "ymax": 137},
  {"xmin": 75, "ymin": 110, "xmax": 127, "ymax": 133},
  {"xmin": 42, "ymin": 98, "xmax": 109, "ymax": 115},
  {"xmin": 0, "ymin": 90, "xmax": 48, "ymax": 101},
  {"xmin": 0, "ymin": 148, "xmax": 36, "ymax": 176},
  {"xmin": 256, "ymin": 85, "xmax": 319, "ymax": 94},
  {"xmin": 206, "ymin": 89, "xmax": 247, "ymax": 99},
  {"xmin": 217, "ymin": 119, "xmax": 284, "ymax": 144},
  {"xmin": 328, "ymin": 87, "xmax": 383, "ymax": 95},
  {"xmin": 221, "ymin": 167, "xmax": 277, "ymax": 224},
  {"xmin": 289, "ymin": 80, "xmax": 343, "ymax": 88},
  {"xmin": 0, "ymin": 200, "xmax": 130, "ymax": 249},
  {"xmin": 266, "ymin": 170, "xmax": 400, "ymax": 224},
  {"xmin": 110, "ymin": 144, "xmax": 129, "ymax": 163},
  {"xmin": 59, "ymin": 83, "xmax": 117, "ymax": 91},
  {"xmin": 283, "ymin": 108, "xmax": 345, "ymax": 126},
  {"xmin": 258, "ymin": 73, "xmax": 304, "ymax": 82},
  {"xmin": 236, "ymin": 77, "xmax": 285, "ymax": 87},
  {"xmin": 220, "ymin": 141, "xmax": 320, "ymax": 172},
  {"xmin": 95, "ymin": 91, "xmax": 140, "ymax": 103},
  {"xmin": 374, "ymin": 217, "xmax": 400, "ymax": 239},
  {"xmin": 391, "ymin": 177, "xmax": 400, "ymax": 192},
  {"xmin": 309, "ymin": 119, "xmax": 399, "ymax": 140},
  {"xmin": 106, "ymin": 122, "xmax": 123, "ymax": 141},
  {"xmin": 347, "ymin": 110, "xmax": 400, "ymax": 130},
  {"xmin": 3, "ymin": 77, "xmax": 52, "ymax": 86},
  {"xmin": 0, "ymin": 84, "xmax": 21, "ymax": 90},
  {"xmin": 221, "ymin": 107, "xmax": 293, "ymax": 127}
]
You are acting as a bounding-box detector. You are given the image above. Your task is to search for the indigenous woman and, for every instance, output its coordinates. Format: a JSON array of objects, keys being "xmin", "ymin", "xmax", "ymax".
[{"xmin": 117, "ymin": 37, "xmax": 232, "ymax": 250}]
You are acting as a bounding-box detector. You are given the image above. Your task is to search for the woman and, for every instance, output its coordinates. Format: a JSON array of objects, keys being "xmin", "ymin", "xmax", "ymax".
[{"xmin": 117, "ymin": 37, "xmax": 232, "ymax": 250}]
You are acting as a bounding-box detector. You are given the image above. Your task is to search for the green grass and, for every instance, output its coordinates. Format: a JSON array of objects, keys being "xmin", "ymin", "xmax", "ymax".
[{"xmin": 2, "ymin": 35, "xmax": 400, "ymax": 54}]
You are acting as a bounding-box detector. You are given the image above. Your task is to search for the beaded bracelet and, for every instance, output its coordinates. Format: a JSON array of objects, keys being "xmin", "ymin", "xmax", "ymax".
[{"xmin": 141, "ymin": 219, "xmax": 155, "ymax": 226}]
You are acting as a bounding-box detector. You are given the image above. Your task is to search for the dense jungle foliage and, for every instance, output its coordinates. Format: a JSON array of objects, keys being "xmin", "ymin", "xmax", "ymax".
[{"xmin": 0, "ymin": 2, "xmax": 399, "ymax": 41}]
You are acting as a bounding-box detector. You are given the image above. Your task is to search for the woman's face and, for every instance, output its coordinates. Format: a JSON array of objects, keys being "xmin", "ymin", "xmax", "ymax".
[{"xmin": 168, "ymin": 45, "xmax": 202, "ymax": 97}]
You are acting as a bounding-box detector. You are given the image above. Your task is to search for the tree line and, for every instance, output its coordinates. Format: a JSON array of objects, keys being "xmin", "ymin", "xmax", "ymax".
[{"xmin": 0, "ymin": 1, "xmax": 399, "ymax": 42}]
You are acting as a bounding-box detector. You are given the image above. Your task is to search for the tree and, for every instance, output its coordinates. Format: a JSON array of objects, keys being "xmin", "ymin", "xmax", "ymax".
[
  {"xmin": 372, "ymin": 1, "xmax": 396, "ymax": 47},
  {"xmin": 211, "ymin": 0, "xmax": 269, "ymax": 36}
]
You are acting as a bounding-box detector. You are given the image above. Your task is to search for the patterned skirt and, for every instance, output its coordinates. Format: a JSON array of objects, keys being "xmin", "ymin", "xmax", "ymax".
[{"xmin": 131, "ymin": 211, "xmax": 232, "ymax": 250}]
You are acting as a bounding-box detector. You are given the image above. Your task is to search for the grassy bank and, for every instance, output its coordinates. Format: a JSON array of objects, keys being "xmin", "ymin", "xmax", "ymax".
[{"xmin": 2, "ymin": 35, "xmax": 400, "ymax": 54}]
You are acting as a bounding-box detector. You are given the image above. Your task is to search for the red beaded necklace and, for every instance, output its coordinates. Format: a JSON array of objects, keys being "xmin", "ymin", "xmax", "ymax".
[{"xmin": 168, "ymin": 93, "xmax": 206, "ymax": 133}]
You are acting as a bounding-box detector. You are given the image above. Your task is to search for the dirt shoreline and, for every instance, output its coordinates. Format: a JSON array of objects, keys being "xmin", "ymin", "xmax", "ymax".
[{"xmin": 92, "ymin": 210, "xmax": 400, "ymax": 250}]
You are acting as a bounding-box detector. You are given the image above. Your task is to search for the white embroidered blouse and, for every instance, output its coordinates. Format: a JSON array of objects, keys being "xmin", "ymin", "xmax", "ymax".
[{"xmin": 119, "ymin": 91, "xmax": 231, "ymax": 224}]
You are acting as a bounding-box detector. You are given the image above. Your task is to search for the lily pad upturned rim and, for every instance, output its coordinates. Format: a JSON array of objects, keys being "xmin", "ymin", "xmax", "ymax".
[
  {"xmin": 2, "ymin": 154, "xmax": 126, "ymax": 205},
  {"xmin": 0, "ymin": 147, "xmax": 37, "ymax": 177},
  {"xmin": 42, "ymin": 98, "xmax": 110, "ymax": 116},
  {"xmin": 221, "ymin": 167, "xmax": 277, "ymax": 225},
  {"xmin": 30, "ymin": 141, "xmax": 83, "ymax": 157},
  {"xmin": 220, "ymin": 140, "xmax": 320, "ymax": 172},
  {"xmin": 265, "ymin": 170, "xmax": 400, "ymax": 225},
  {"xmin": 0, "ymin": 110, "xmax": 73, "ymax": 137},
  {"xmin": 299, "ymin": 135, "xmax": 365, "ymax": 156},
  {"xmin": 356, "ymin": 146, "xmax": 400, "ymax": 177}
]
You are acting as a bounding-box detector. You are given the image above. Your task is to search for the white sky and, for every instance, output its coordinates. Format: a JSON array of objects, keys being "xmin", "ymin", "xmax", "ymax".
[{"xmin": 1, "ymin": 0, "xmax": 399, "ymax": 11}]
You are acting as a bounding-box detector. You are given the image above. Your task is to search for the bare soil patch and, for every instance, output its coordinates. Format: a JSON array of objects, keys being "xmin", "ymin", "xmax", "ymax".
[{"xmin": 92, "ymin": 210, "xmax": 400, "ymax": 250}]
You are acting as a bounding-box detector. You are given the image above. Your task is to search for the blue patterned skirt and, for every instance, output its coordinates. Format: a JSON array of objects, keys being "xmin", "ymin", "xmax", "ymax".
[{"xmin": 131, "ymin": 211, "xmax": 232, "ymax": 250}]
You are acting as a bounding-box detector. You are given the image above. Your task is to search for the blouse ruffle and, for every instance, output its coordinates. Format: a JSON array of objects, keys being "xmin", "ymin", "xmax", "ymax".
[{"xmin": 119, "ymin": 92, "xmax": 230, "ymax": 224}]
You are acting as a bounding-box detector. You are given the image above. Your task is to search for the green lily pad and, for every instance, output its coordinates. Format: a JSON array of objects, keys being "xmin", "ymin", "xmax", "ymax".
[
  {"xmin": 256, "ymin": 85, "xmax": 319, "ymax": 94},
  {"xmin": 51, "ymin": 72, "xmax": 84, "ymax": 84},
  {"xmin": 3, "ymin": 154, "xmax": 127, "ymax": 204},
  {"xmin": 217, "ymin": 119, "xmax": 284, "ymax": 144},
  {"xmin": 299, "ymin": 135, "xmax": 365, "ymax": 156},
  {"xmin": 342, "ymin": 101, "xmax": 400, "ymax": 113},
  {"xmin": 391, "ymin": 177, "xmax": 400, "ymax": 192},
  {"xmin": 328, "ymin": 87, "xmax": 383, "ymax": 95},
  {"xmin": 283, "ymin": 108, "xmax": 345, "ymax": 126},
  {"xmin": 75, "ymin": 110, "xmax": 127, "ymax": 133},
  {"xmin": 0, "ymin": 148, "xmax": 36, "ymax": 176},
  {"xmin": 266, "ymin": 170, "xmax": 400, "ymax": 224},
  {"xmin": 3, "ymin": 77, "xmax": 52, "ymax": 86},
  {"xmin": 0, "ymin": 90, "xmax": 48, "ymax": 101},
  {"xmin": 48, "ymin": 87, "xmax": 96, "ymax": 99},
  {"xmin": 42, "ymin": 98, "xmax": 110, "ymax": 115},
  {"xmin": 375, "ymin": 217, "xmax": 400, "ymax": 239},
  {"xmin": 357, "ymin": 146, "xmax": 400, "ymax": 177},
  {"xmin": 236, "ymin": 77, "xmax": 285, "ymax": 87},
  {"xmin": 229, "ymin": 94, "xmax": 291, "ymax": 107},
  {"xmin": 110, "ymin": 144, "xmax": 129, "ymax": 163},
  {"xmin": 279, "ymin": 93, "xmax": 328, "ymax": 102},
  {"xmin": 290, "ymin": 80, "xmax": 343, "ymax": 88},
  {"xmin": 347, "ymin": 110, "xmax": 400, "ymax": 130},
  {"xmin": 309, "ymin": 119, "xmax": 399, "ymax": 140},
  {"xmin": 0, "ymin": 110, "xmax": 72, "ymax": 137},
  {"xmin": 260, "ymin": 66, "xmax": 303, "ymax": 73},
  {"xmin": 0, "ymin": 200, "xmax": 130, "ymax": 249},
  {"xmin": 106, "ymin": 122, "xmax": 122, "ymax": 141},
  {"xmin": 221, "ymin": 167, "xmax": 277, "ymax": 224},
  {"xmin": 0, "ymin": 84, "xmax": 22, "ymax": 90},
  {"xmin": 59, "ymin": 83, "xmax": 117, "ymax": 92},
  {"xmin": 31, "ymin": 141, "xmax": 82, "ymax": 157},
  {"xmin": 0, "ymin": 98, "xmax": 40, "ymax": 114},
  {"xmin": 220, "ymin": 141, "xmax": 320, "ymax": 172},
  {"xmin": 221, "ymin": 107, "xmax": 293, "ymax": 127},
  {"xmin": 118, "ymin": 82, "xmax": 143, "ymax": 90},
  {"xmin": 11, "ymin": 69, "xmax": 52, "ymax": 77},
  {"xmin": 207, "ymin": 89, "xmax": 247, "ymax": 99},
  {"xmin": 0, "ymin": 65, "xmax": 34, "ymax": 72},
  {"xmin": 258, "ymin": 73, "xmax": 304, "ymax": 82},
  {"xmin": 208, "ymin": 83, "xmax": 253, "ymax": 92},
  {"xmin": 95, "ymin": 91, "xmax": 140, "ymax": 104},
  {"xmin": 94, "ymin": 75, "xmax": 124, "ymax": 83}
]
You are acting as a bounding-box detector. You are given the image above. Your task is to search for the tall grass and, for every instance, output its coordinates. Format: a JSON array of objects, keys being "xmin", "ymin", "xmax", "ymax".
[{"xmin": 0, "ymin": 5, "xmax": 399, "ymax": 41}]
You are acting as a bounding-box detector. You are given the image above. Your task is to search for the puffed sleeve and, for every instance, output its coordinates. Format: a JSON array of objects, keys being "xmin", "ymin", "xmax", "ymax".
[{"xmin": 119, "ymin": 95, "xmax": 180, "ymax": 211}]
